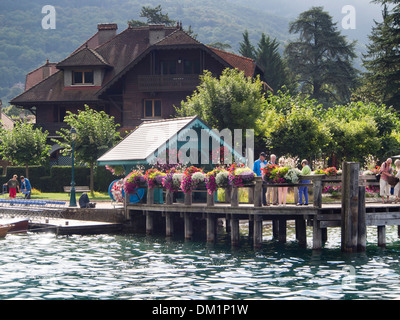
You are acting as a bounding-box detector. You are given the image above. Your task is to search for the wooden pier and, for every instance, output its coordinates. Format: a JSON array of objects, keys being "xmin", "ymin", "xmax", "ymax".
[
  {"xmin": 0, "ymin": 206, "xmax": 124, "ymax": 236},
  {"xmin": 125, "ymin": 162, "xmax": 400, "ymax": 252}
]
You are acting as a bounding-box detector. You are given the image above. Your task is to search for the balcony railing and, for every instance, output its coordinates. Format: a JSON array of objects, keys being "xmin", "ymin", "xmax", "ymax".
[{"xmin": 137, "ymin": 74, "xmax": 201, "ymax": 92}]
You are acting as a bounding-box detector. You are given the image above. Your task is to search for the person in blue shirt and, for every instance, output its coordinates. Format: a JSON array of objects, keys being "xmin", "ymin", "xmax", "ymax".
[
  {"xmin": 253, "ymin": 152, "xmax": 267, "ymax": 205},
  {"xmin": 20, "ymin": 176, "xmax": 31, "ymax": 199}
]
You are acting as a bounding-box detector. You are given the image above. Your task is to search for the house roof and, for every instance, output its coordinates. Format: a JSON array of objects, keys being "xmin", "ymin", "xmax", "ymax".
[
  {"xmin": 25, "ymin": 61, "xmax": 57, "ymax": 91},
  {"xmin": 97, "ymin": 116, "xmax": 246, "ymax": 166},
  {"xmin": 12, "ymin": 70, "xmax": 101, "ymax": 104},
  {"xmin": 208, "ymin": 47, "xmax": 257, "ymax": 78},
  {"xmin": 97, "ymin": 116, "xmax": 198, "ymax": 164},
  {"xmin": 56, "ymin": 47, "xmax": 111, "ymax": 69},
  {"xmin": 11, "ymin": 24, "xmax": 264, "ymax": 106}
]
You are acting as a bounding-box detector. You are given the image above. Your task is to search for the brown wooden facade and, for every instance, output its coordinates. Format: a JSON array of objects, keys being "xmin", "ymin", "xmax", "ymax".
[{"xmin": 11, "ymin": 24, "xmax": 264, "ymax": 139}]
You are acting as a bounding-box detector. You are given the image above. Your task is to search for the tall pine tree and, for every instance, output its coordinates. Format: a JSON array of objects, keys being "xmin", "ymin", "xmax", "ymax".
[
  {"xmin": 285, "ymin": 7, "xmax": 358, "ymax": 106},
  {"xmin": 362, "ymin": 0, "xmax": 400, "ymax": 109},
  {"xmin": 239, "ymin": 30, "xmax": 256, "ymax": 59},
  {"xmin": 256, "ymin": 33, "xmax": 289, "ymax": 92},
  {"xmin": 128, "ymin": 5, "xmax": 175, "ymax": 27}
]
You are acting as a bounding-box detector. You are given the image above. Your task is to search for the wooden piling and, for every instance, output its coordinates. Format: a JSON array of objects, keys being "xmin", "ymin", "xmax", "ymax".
[
  {"xmin": 207, "ymin": 192, "xmax": 215, "ymax": 207},
  {"xmin": 248, "ymin": 215, "xmax": 254, "ymax": 239},
  {"xmin": 341, "ymin": 162, "xmax": 361, "ymax": 253},
  {"xmin": 184, "ymin": 212, "xmax": 193, "ymax": 240},
  {"xmin": 378, "ymin": 226, "xmax": 386, "ymax": 248},
  {"xmin": 165, "ymin": 212, "xmax": 174, "ymax": 237},
  {"xmin": 206, "ymin": 213, "xmax": 216, "ymax": 243},
  {"xmin": 165, "ymin": 190, "xmax": 173, "ymax": 205},
  {"xmin": 230, "ymin": 216, "xmax": 240, "ymax": 246},
  {"xmin": 147, "ymin": 188, "xmax": 154, "ymax": 204},
  {"xmin": 295, "ymin": 218, "xmax": 307, "ymax": 248},
  {"xmin": 184, "ymin": 192, "xmax": 192, "ymax": 206},
  {"xmin": 313, "ymin": 218, "xmax": 322, "ymax": 250},
  {"xmin": 231, "ymin": 187, "xmax": 239, "ymax": 207},
  {"xmin": 272, "ymin": 219, "xmax": 279, "ymax": 240},
  {"xmin": 146, "ymin": 212, "xmax": 154, "ymax": 235},
  {"xmin": 278, "ymin": 218, "xmax": 287, "ymax": 243},
  {"xmin": 253, "ymin": 215, "xmax": 263, "ymax": 248},
  {"xmin": 254, "ymin": 177, "xmax": 263, "ymax": 208},
  {"xmin": 358, "ymin": 186, "xmax": 367, "ymax": 251},
  {"xmin": 225, "ymin": 215, "xmax": 231, "ymax": 233}
]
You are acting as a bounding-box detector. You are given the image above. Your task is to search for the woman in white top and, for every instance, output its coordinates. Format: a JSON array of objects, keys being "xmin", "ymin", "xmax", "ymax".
[
  {"xmin": 394, "ymin": 159, "xmax": 400, "ymax": 203},
  {"xmin": 278, "ymin": 157, "xmax": 288, "ymax": 206}
]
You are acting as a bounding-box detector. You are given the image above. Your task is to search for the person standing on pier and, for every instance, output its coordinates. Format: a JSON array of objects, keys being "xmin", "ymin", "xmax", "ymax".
[
  {"xmin": 394, "ymin": 159, "xmax": 400, "ymax": 203},
  {"xmin": 267, "ymin": 154, "xmax": 278, "ymax": 205},
  {"xmin": 297, "ymin": 160, "xmax": 311, "ymax": 206},
  {"xmin": 20, "ymin": 176, "xmax": 31, "ymax": 199},
  {"xmin": 278, "ymin": 157, "xmax": 288, "ymax": 206},
  {"xmin": 380, "ymin": 158, "xmax": 393, "ymax": 203},
  {"xmin": 253, "ymin": 152, "xmax": 267, "ymax": 205},
  {"xmin": 3, "ymin": 175, "xmax": 19, "ymax": 199}
]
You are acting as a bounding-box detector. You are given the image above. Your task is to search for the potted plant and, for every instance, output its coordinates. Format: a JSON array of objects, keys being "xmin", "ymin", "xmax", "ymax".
[
  {"xmin": 262, "ymin": 163, "xmax": 279, "ymax": 183},
  {"xmin": 145, "ymin": 169, "xmax": 166, "ymax": 189},
  {"xmin": 123, "ymin": 170, "xmax": 146, "ymax": 194},
  {"xmin": 229, "ymin": 167, "xmax": 256, "ymax": 187}
]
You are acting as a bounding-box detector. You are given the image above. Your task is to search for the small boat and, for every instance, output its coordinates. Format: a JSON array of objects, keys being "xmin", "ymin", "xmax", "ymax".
[
  {"xmin": 0, "ymin": 225, "xmax": 13, "ymax": 238},
  {"xmin": 0, "ymin": 218, "xmax": 29, "ymax": 234}
]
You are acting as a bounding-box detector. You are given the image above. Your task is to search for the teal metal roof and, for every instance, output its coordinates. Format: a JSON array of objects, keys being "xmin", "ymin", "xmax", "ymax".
[{"xmin": 97, "ymin": 116, "xmax": 245, "ymax": 166}]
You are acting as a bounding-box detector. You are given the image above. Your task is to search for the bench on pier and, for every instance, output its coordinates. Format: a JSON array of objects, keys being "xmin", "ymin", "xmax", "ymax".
[{"xmin": 63, "ymin": 186, "xmax": 90, "ymax": 194}]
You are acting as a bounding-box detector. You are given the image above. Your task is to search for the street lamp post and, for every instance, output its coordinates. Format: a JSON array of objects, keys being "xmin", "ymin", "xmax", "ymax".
[{"xmin": 69, "ymin": 128, "xmax": 77, "ymax": 207}]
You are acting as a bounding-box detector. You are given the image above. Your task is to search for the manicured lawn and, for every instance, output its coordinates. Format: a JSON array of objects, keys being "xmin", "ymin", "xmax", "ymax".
[{"xmin": 28, "ymin": 191, "xmax": 110, "ymax": 201}]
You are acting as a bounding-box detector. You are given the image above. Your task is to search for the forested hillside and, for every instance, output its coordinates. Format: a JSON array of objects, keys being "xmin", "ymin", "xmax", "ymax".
[{"xmin": 0, "ymin": 0, "xmax": 379, "ymax": 108}]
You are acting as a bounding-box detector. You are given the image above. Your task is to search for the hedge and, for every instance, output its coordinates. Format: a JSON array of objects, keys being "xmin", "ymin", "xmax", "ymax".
[{"xmin": 1, "ymin": 165, "xmax": 117, "ymax": 193}]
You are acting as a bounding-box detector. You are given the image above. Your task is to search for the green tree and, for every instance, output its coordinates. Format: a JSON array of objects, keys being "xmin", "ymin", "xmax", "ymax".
[
  {"xmin": 128, "ymin": 5, "xmax": 176, "ymax": 27},
  {"xmin": 256, "ymin": 33, "xmax": 291, "ymax": 92},
  {"xmin": 321, "ymin": 101, "xmax": 400, "ymax": 161},
  {"xmin": 175, "ymin": 68, "xmax": 266, "ymax": 133},
  {"xmin": 285, "ymin": 6, "xmax": 358, "ymax": 106},
  {"xmin": 362, "ymin": 1, "xmax": 400, "ymax": 109},
  {"xmin": 207, "ymin": 42, "xmax": 232, "ymax": 52},
  {"xmin": 324, "ymin": 117, "xmax": 381, "ymax": 164},
  {"xmin": 54, "ymin": 105, "xmax": 120, "ymax": 195},
  {"xmin": 0, "ymin": 121, "xmax": 51, "ymax": 178},
  {"xmin": 238, "ymin": 30, "xmax": 256, "ymax": 59},
  {"xmin": 262, "ymin": 103, "xmax": 330, "ymax": 161}
]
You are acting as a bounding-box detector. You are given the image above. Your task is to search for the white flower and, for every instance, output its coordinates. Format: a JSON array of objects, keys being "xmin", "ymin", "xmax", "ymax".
[
  {"xmin": 216, "ymin": 171, "xmax": 230, "ymax": 187},
  {"xmin": 172, "ymin": 173, "xmax": 183, "ymax": 185},
  {"xmin": 284, "ymin": 168, "xmax": 301, "ymax": 183},
  {"xmin": 192, "ymin": 172, "xmax": 206, "ymax": 184}
]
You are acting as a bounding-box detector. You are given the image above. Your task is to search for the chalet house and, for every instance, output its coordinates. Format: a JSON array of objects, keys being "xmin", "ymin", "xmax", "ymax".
[{"xmin": 10, "ymin": 23, "xmax": 265, "ymax": 164}]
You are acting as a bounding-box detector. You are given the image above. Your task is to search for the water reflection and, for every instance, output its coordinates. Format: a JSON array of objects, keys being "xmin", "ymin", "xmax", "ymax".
[{"xmin": 0, "ymin": 226, "xmax": 400, "ymax": 299}]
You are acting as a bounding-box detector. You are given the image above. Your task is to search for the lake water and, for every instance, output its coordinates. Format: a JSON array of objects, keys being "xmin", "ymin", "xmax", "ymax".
[{"xmin": 1, "ymin": 224, "xmax": 400, "ymax": 300}]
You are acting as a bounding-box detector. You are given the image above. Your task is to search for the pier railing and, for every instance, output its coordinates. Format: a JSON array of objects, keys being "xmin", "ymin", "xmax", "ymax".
[
  {"xmin": 125, "ymin": 174, "xmax": 332, "ymax": 208},
  {"xmin": 125, "ymin": 172, "xmax": 381, "ymax": 211},
  {"xmin": 124, "ymin": 163, "xmax": 400, "ymax": 252}
]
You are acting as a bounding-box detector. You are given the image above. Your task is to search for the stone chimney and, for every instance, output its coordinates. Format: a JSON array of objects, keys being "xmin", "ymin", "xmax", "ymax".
[
  {"xmin": 97, "ymin": 23, "xmax": 118, "ymax": 45},
  {"xmin": 42, "ymin": 59, "xmax": 51, "ymax": 78},
  {"xmin": 149, "ymin": 24, "xmax": 166, "ymax": 45}
]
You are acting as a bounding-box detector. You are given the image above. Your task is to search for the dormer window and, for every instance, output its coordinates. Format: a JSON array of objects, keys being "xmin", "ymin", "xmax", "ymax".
[{"xmin": 72, "ymin": 70, "xmax": 94, "ymax": 85}]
